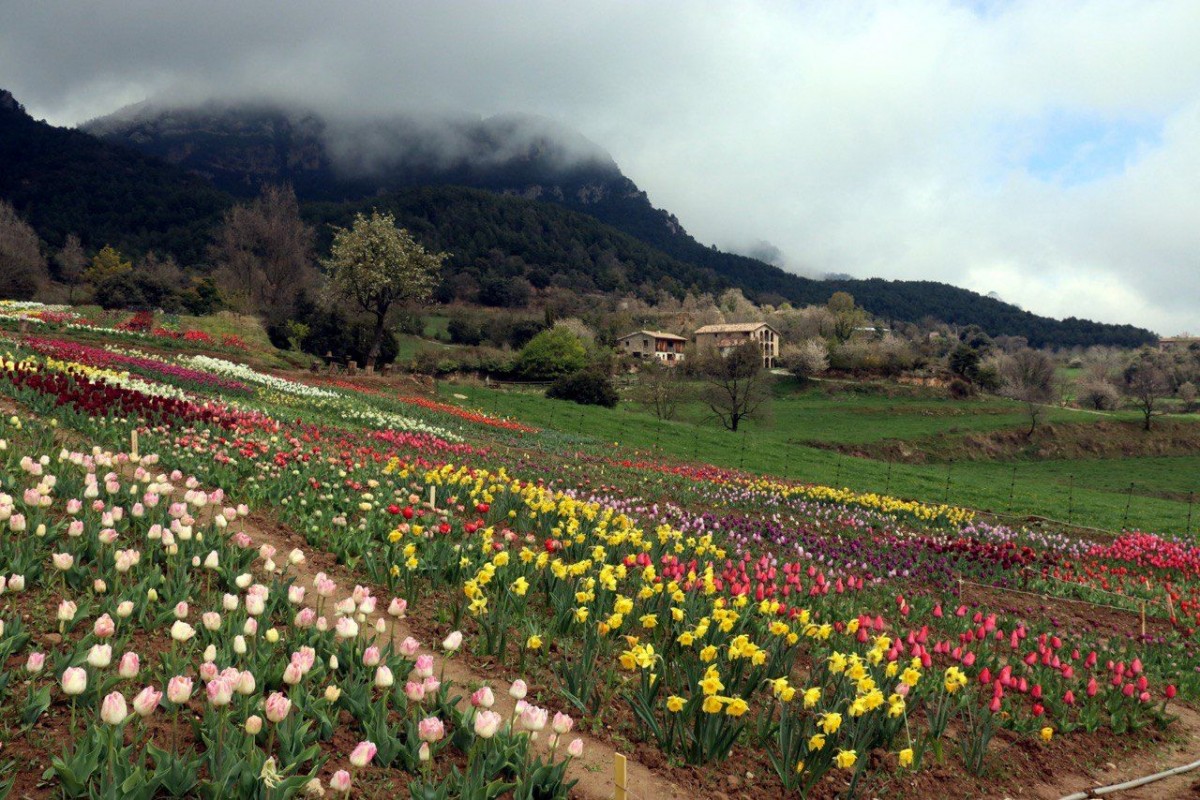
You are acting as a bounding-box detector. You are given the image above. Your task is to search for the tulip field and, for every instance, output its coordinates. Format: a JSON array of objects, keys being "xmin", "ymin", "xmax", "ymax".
[{"xmin": 0, "ymin": 312, "xmax": 1198, "ymax": 798}]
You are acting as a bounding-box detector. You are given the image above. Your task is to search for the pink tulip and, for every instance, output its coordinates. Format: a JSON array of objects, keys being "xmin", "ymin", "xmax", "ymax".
[
  {"xmin": 404, "ymin": 681, "xmax": 426, "ymax": 703},
  {"xmin": 399, "ymin": 637, "xmax": 420, "ymax": 657},
  {"xmin": 87, "ymin": 644, "xmax": 112, "ymax": 668},
  {"xmin": 334, "ymin": 617, "xmax": 357, "ymax": 639},
  {"xmin": 93, "ymin": 614, "xmax": 116, "ymax": 638},
  {"xmin": 414, "ymin": 654, "xmax": 434, "ymax": 678},
  {"xmin": 471, "ymin": 686, "xmax": 495, "ymax": 708},
  {"xmin": 207, "ymin": 677, "xmax": 233, "ymax": 707},
  {"xmin": 236, "ymin": 670, "xmax": 257, "ymax": 695},
  {"xmin": 418, "ymin": 716, "xmax": 446, "ymax": 743},
  {"xmin": 330, "ymin": 770, "xmax": 351, "ymax": 794},
  {"xmin": 349, "ymin": 740, "xmax": 378, "ymax": 767},
  {"xmin": 509, "ymin": 679, "xmax": 528, "ymax": 700},
  {"xmin": 520, "ymin": 705, "xmax": 548, "ymax": 732},
  {"xmin": 568, "ymin": 738, "xmax": 584, "ymax": 757},
  {"xmin": 167, "ymin": 675, "xmax": 193, "ymax": 704},
  {"xmin": 133, "ymin": 686, "xmax": 162, "ymax": 717},
  {"xmin": 100, "ymin": 691, "xmax": 128, "ymax": 725},
  {"xmin": 552, "ymin": 712, "xmax": 574, "ymax": 735},
  {"xmin": 474, "ymin": 709, "xmax": 503, "ymax": 738},
  {"xmin": 362, "ymin": 646, "xmax": 380, "ymax": 667},
  {"xmin": 265, "ymin": 692, "xmax": 292, "ymax": 723},
  {"xmin": 118, "ymin": 652, "xmax": 140, "ymax": 679},
  {"xmin": 61, "ymin": 666, "xmax": 88, "ymax": 696},
  {"xmin": 283, "ymin": 662, "xmax": 304, "ymax": 685}
]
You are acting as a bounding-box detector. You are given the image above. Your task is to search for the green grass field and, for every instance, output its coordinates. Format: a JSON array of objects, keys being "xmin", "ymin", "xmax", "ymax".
[
  {"xmin": 439, "ymin": 378, "xmax": 1200, "ymax": 536},
  {"xmin": 763, "ymin": 379, "xmax": 1099, "ymax": 445}
]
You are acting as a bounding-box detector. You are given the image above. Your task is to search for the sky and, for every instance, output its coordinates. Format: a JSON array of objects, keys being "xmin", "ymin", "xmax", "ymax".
[{"xmin": 2, "ymin": 0, "xmax": 1198, "ymax": 335}]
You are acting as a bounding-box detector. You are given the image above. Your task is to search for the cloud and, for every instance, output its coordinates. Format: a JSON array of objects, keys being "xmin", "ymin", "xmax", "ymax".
[{"xmin": 2, "ymin": 0, "xmax": 1198, "ymax": 334}]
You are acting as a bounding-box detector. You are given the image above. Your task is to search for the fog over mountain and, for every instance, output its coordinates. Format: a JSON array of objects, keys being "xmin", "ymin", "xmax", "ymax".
[{"xmin": 2, "ymin": 1, "xmax": 1199, "ymax": 333}]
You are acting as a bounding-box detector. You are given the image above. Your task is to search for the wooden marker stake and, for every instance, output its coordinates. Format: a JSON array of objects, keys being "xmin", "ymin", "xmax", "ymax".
[
  {"xmin": 131, "ymin": 430, "xmax": 139, "ymax": 460},
  {"xmin": 614, "ymin": 753, "xmax": 628, "ymax": 800}
]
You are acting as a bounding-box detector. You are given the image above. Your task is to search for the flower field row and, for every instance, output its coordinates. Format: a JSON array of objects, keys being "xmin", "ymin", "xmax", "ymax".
[{"xmin": 0, "ymin": 323, "xmax": 1197, "ymax": 797}]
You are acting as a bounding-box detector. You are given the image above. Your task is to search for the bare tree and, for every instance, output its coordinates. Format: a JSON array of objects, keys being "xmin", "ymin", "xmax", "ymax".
[
  {"xmin": 1124, "ymin": 351, "xmax": 1171, "ymax": 431},
  {"xmin": 634, "ymin": 363, "xmax": 688, "ymax": 420},
  {"xmin": 210, "ymin": 184, "xmax": 317, "ymax": 318},
  {"xmin": 1076, "ymin": 376, "xmax": 1120, "ymax": 411},
  {"xmin": 0, "ymin": 200, "xmax": 48, "ymax": 299},
  {"xmin": 139, "ymin": 251, "xmax": 186, "ymax": 289},
  {"xmin": 997, "ymin": 348, "xmax": 1057, "ymax": 435},
  {"xmin": 53, "ymin": 233, "xmax": 88, "ymax": 302},
  {"xmin": 1178, "ymin": 381, "xmax": 1197, "ymax": 413},
  {"xmin": 698, "ymin": 342, "xmax": 772, "ymax": 432}
]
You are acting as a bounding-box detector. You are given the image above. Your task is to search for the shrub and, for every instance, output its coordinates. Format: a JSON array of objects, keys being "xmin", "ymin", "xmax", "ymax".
[
  {"xmin": 515, "ymin": 328, "xmax": 588, "ymax": 380},
  {"xmin": 948, "ymin": 378, "xmax": 974, "ymax": 398},
  {"xmin": 94, "ymin": 272, "xmax": 182, "ymax": 312},
  {"xmin": 447, "ymin": 314, "xmax": 484, "ymax": 345},
  {"xmin": 547, "ymin": 370, "xmax": 619, "ymax": 408},
  {"xmin": 410, "ymin": 346, "xmax": 514, "ymax": 377}
]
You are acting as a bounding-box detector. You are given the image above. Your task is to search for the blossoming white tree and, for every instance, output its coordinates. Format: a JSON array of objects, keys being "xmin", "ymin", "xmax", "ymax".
[{"xmin": 322, "ymin": 210, "xmax": 445, "ymax": 369}]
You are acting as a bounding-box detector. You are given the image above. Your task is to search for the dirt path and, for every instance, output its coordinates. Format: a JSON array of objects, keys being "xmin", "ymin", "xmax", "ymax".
[{"xmin": 1031, "ymin": 704, "xmax": 1200, "ymax": 800}]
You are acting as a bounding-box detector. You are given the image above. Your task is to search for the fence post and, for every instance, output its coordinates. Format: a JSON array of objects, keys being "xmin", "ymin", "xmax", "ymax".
[
  {"xmin": 1068, "ymin": 474, "xmax": 1075, "ymax": 526},
  {"xmin": 1123, "ymin": 482, "xmax": 1135, "ymax": 530},
  {"xmin": 835, "ymin": 461, "xmax": 842, "ymax": 488},
  {"xmin": 1008, "ymin": 463, "xmax": 1017, "ymax": 513},
  {"xmin": 738, "ymin": 428, "xmax": 747, "ymax": 470},
  {"xmin": 943, "ymin": 460, "xmax": 953, "ymax": 505},
  {"xmin": 885, "ymin": 460, "xmax": 893, "ymax": 495}
]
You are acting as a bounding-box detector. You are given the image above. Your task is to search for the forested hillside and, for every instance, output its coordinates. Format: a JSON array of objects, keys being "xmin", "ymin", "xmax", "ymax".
[{"xmin": 0, "ymin": 90, "xmax": 229, "ymax": 262}]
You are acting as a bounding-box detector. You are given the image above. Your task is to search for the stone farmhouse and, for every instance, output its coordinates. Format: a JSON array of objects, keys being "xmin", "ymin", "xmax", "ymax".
[
  {"xmin": 615, "ymin": 330, "xmax": 689, "ymax": 364},
  {"xmin": 693, "ymin": 322, "xmax": 780, "ymax": 368}
]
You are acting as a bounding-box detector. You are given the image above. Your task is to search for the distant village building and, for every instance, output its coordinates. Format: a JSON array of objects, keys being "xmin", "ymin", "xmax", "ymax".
[
  {"xmin": 616, "ymin": 330, "xmax": 688, "ymax": 364},
  {"xmin": 693, "ymin": 322, "xmax": 780, "ymax": 368},
  {"xmin": 1159, "ymin": 336, "xmax": 1200, "ymax": 352}
]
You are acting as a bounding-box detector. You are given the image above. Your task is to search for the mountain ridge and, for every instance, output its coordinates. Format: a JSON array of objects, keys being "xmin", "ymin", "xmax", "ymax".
[{"xmin": 0, "ymin": 90, "xmax": 1158, "ymax": 347}]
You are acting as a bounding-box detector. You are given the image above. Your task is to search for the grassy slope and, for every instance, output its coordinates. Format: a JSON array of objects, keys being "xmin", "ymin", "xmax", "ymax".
[{"xmin": 439, "ymin": 378, "xmax": 1200, "ymax": 536}]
